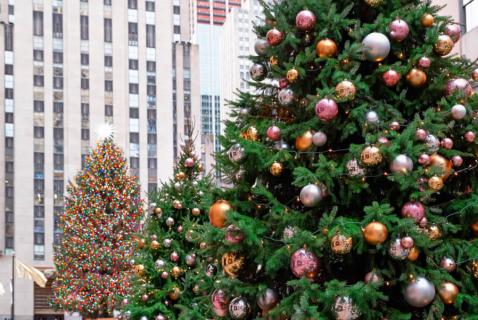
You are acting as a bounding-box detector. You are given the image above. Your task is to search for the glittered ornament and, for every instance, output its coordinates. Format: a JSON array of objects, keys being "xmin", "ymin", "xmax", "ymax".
[
  {"xmin": 426, "ymin": 134, "xmax": 440, "ymax": 153},
  {"xmin": 191, "ymin": 207, "xmax": 201, "ymax": 216},
  {"xmin": 360, "ymin": 146, "xmax": 383, "ymax": 166},
  {"xmin": 401, "ymin": 201, "xmax": 426, "ymax": 223},
  {"xmin": 383, "ymin": 69, "xmax": 400, "ymax": 87},
  {"xmin": 299, "ymin": 183, "xmax": 323, "ymax": 207},
  {"xmin": 257, "ymin": 288, "xmax": 279, "ymax": 312},
  {"xmin": 438, "ymin": 282, "xmax": 459, "ymax": 304},
  {"xmin": 401, "ymin": 236, "xmax": 414, "ymax": 249},
  {"xmin": 249, "ymin": 63, "xmax": 267, "ymax": 82},
  {"xmin": 211, "ymin": 289, "xmax": 229, "ymax": 317},
  {"xmin": 266, "ymin": 125, "xmax": 281, "ymax": 141},
  {"xmin": 362, "ymin": 32, "xmax": 390, "ymax": 62},
  {"xmin": 365, "ymin": 271, "xmax": 382, "ymax": 284},
  {"xmin": 287, "ymin": 68, "xmax": 299, "ymax": 83},
  {"xmin": 421, "ymin": 13, "xmax": 435, "ymax": 27},
  {"xmin": 270, "ymin": 162, "xmax": 284, "ymax": 176},
  {"xmin": 464, "ymin": 131, "xmax": 476, "ymax": 142},
  {"xmin": 391, "ymin": 154, "xmax": 413, "ymax": 174},
  {"xmin": 316, "ymin": 98, "xmax": 339, "ymax": 121},
  {"xmin": 451, "ymin": 104, "xmax": 467, "ymax": 120},
  {"xmin": 283, "ymin": 226, "xmax": 298, "ymax": 240},
  {"xmin": 346, "ymin": 159, "xmax": 365, "ymax": 177},
  {"xmin": 389, "ymin": 238, "xmax": 410, "ymax": 260},
  {"xmin": 331, "ymin": 234, "xmax": 353, "ymax": 255},
  {"xmin": 428, "ymin": 154, "xmax": 452, "ymax": 179},
  {"xmin": 445, "ymin": 78, "xmax": 473, "ymax": 97},
  {"xmin": 418, "ymin": 56, "xmax": 431, "ymax": 69},
  {"xmin": 363, "ymin": 221, "xmax": 388, "ymax": 245},
  {"xmin": 407, "ymin": 247, "xmax": 420, "ymax": 261},
  {"xmin": 184, "ymin": 157, "xmax": 195, "ymax": 167},
  {"xmin": 278, "ymin": 88, "xmax": 295, "ymax": 106},
  {"xmin": 440, "ymin": 257, "xmax": 457, "ymax": 273},
  {"xmin": 295, "ymin": 10, "xmax": 316, "ymax": 32},
  {"xmin": 364, "ymin": 0, "xmax": 383, "ymax": 7},
  {"xmin": 242, "ymin": 126, "xmax": 258, "ymax": 141},
  {"xmin": 254, "ymin": 38, "xmax": 269, "ymax": 55},
  {"xmin": 295, "ymin": 131, "xmax": 314, "ymax": 151},
  {"xmin": 335, "ymin": 80, "xmax": 356, "ymax": 101},
  {"xmin": 469, "ymin": 261, "xmax": 478, "ymax": 279},
  {"xmin": 313, "ymin": 131, "xmax": 328, "ymax": 147},
  {"xmin": 406, "ymin": 68, "xmax": 427, "ymax": 88},
  {"xmin": 290, "ymin": 248, "xmax": 320, "ymax": 279},
  {"xmin": 228, "ymin": 143, "xmax": 245, "ymax": 163},
  {"xmin": 225, "ymin": 225, "xmax": 245, "ymax": 244},
  {"xmin": 316, "ymin": 39, "xmax": 338, "ymax": 58},
  {"xmin": 135, "ymin": 264, "xmax": 145, "ymax": 275},
  {"xmin": 404, "ymin": 277, "xmax": 436, "ymax": 307},
  {"xmin": 365, "ymin": 111, "xmax": 379, "ymax": 124},
  {"xmin": 333, "ymin": 296, "xmax": 360, "ymax": 320},
  {"xmin": 427, "ymin": 224, "xmax": 442, "ymax": 240},
  {"xmin": 209, "ymin": 200, "xmax": 232, "ymax": 228},
  {"xmin": 435, "ymin": 34, "xmax": 454, "ymax": 56},
  {"xmin": 389, "ymin": 19, "xmax": 409, "ymax": 42},
  {"xmin": 228, "ymin": 297, "xmax": 251, "ymax": 320},
  {"xmin": 266, "ymin": 28, "xmax": 283, "ymax": 46},
  {"xmin": 444, "ymin": 24, "xmax": 461, "ymax": 43},
  {"xmin": 221, "ymin": 252, "xmax": 244, "ymax": 278}
]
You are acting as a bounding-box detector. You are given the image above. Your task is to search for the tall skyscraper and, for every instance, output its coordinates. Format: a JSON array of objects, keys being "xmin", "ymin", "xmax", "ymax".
[{"xmin": 0, "ymin": 0, "xmax": 199, "ymax": 318}]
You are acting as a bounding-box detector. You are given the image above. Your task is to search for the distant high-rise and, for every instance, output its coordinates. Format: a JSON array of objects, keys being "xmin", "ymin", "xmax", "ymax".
[{"xmin": 0, "ymin": 0, "xmax": 199, "ymax": 318}]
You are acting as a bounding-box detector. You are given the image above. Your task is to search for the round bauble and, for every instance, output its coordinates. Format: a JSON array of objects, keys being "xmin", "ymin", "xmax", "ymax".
[
  {"xmin": 389, "ymin": 238, "xmax": 410, "ymax": 260},
  {"xmin": 316, "ymin": 98, "xmax": 339, "ymax": 121},
  {"xmin": 440, "ymin": 257, "xmax": 457, "ymax": 273},
  {"xmin": 165, "ymin": 217, "xmax": 175, "ymax": 227},
  {"xmin": 290, "ymin": 248, "xmax": 320, "ymax": 279},
  {"xmin": 312, "ymin": 131, "xmax": 328, "ymax": 147},
  {"xmin": 471, "ymin": 220, "xmax": 478, "ymax": 235},
  {"xmin": 254, "ymin": 38, "xmax": 269, "ymax": 55},
  {"xmin": 418, "ymin": 56, "xmax": 431, "ymax": 69},
  {"xmin": 155, "ymin": 259, "xmax": 165, "ymax": 269},
  {"xmin": 209, "ymin": 200, "xmax": 232, "ymax": 228},
  {"xmin": 266, "ymin": 28, "xmax": 283, "ymax": 46},
  {"xmin": 426, "ymin": 134, "xmax": 440, "ymax": 153},
  {"xmin": 161, "ymin": 271, "xmax": 169, "ymax": 279},
  {"xmin": 267, "ymin": 125, "xmax": 281, "ymax": 141},
  {"xmin": 296, "ymin": 10, "xmax": 316, "ymax": 32},
  {"xmin": 229, "ymin": 297, "xmax": 251, "ymax": 320},
  {"xmin": 404, "ymin": 277, "xmax": 436, "ymax": 307},
  {"xmin": 249, "ymin": 63, "xmax": 267, "ymax": 82},
  {"xmin": 406, "ymin": 68, "xmax": 427, "ymax": 88},
  {"xmin": 295, "ymin": 131, "xmax": 314, "ymax": 151},
  {"xmin": 441, "ymin": 137, "xmax": 454, "ymax": 150},
  {"xmin": 360, "ymin": 146, "xmax": 383, "ymax": 166},
  {"xmin": 331, "ymin": 233, "xmax": 353, "ymax": 255},
  {"xmin": 172, "ymin": 200, "xmax": 183, "ymax": 210},
  {"xmin": 421, "ymin": 13, "xmax": 435, "ymax": 27},
  {"xmin": 435, "ymin": 34, "xmax": 454, "ymax": 56},
  {"xmin": 225, "ymin": 225, "xmax": 245, "ymax": 244},
  {"xmin": 389, "ymin": 121, "xmax": 400, "ymax": 131},
  {"xmin": 445, "ymin": 78, "xmax": 473, "ymax": 97},
  {"xmin": 242, "ymin": 126, "xmax": 258, "ymax": 141},
  {"xmin": 153, "ymin": 207, "xmax": 162, "ymax": 217},
  {"xmin": 391, "ymin": 154, "xmax": 413, "ymax": 174},
  {"xmin": 278, "ymin": 88, "xmax": 295, "ymax": 106},
  {"xmin": 336, "ymin": 80, "xmax": 356, "ymax": 100},
  {"xmin": 472, "ymin": 68, "xmax": 478, "ymax": 81},
  {"xmin": 257, "ymin": 288, "xmax": 279, "ymax": 311},
  {"xmin": 155, "ymin": 314, "xmax": 166, "ymax": 320},
  {"xmin": 228, "ymin": 143, "xmax": 245, "ymax": 163},
  {"xmin": 346, "ymin": 159, "xmax": 365, "ymax": 177},
  {"xmin": 270, "ymin": 162, "xmax": 284, "ymax": 176},
  {"xmin": 169, "ymin": 287, "xmax": 180, "ymax": 301},
  {"xmin": 283, "ymin": 226, "xmax": 298, "ymax": 240},
  {"xmin": 170, "ymin": 251, "xmax": 180, "ymax": 262},
  {"xmin": 286, "ymin": 68, "xmax": 299, "ymax": 83},
  {"xmin": 415, "ymin": 128, "xmax": 428, "ymax": 141},
  {"xmin": 444, "ymin": 24, "xmax": 461, "ymax": 43},
  {"xmin": 465, "ymin": 131, "xmax": 476, "ymax": 143},
  {"xmin": 191, "ymin": 207, "xmax": 201, "ymax": 216},
  {"xmin": 135, "ymin": 264, "xmax": 145, "ymax": 275},
  {"xmin": 206, "ymin": 264, "xmax": 218, "ymax": 277},
  {"xmin": 364, "ymin": 0, "xmax": 383, "ymax": 7},
  {"xmin": 438, "ymin": 282, "xmax": 459, "ymax": 304},
  {"xmin": 163, "ymin": 238, "xmax": 172, "ymax": 247},
  {"xmin": 221, "ymin": 252, "xmax": 244, "ymax": 278},
  {"xmin": 176, "ymin": 171, "xmax": 186, "ymax": 181},
  {"xmin": 300, "ymin": 183, "xmax": 323, "ymax": 207},
  {"xmin": 428, "ymin": 154, "xmax": 452, "ymax": 179},
  {"xmin": 427, "ymin": 224, "xmax": 442, "ymax": 240},
  {"xmin": 269, "ymin": 55, "xmax": 278, "ymax": 66},
  {"xmin": 389, "ymin": 19, "xmax": 409, "ymax": 42},
  {"xmin": 365, "ymin": 270, "xmax": 382, "ymax": 284},
  {"xmin": 365, "ymin": 110, "xmax": 379, "ymax": 124},
  {"xmin": 184, "ymin": 157, "xmax": 195, "ymax": 167},
  {"xmin": 141, "ymin": 294, "xmax": 149, "ymax": 302},
  {"xmin": 333, "ymin": 296, "xmax": 360, "ymax": 320},
  {"xmin": 150, "ymin": 240, "xmax": 160, "ymax": 250},
  {"xmin": 401, "ymin": 236, "xmax": 414, "ymax": 249},
  {"xmin": 451, "ymin": 104, "xmax": 467, "ymax": 120},
  {"xmin": 363, "ymin": 221, "xmax": 388, "ymax": 245},
  {"xmin": 401, "ymin": 201, "xmax": 426, "ymax": 223},
  {"xmin": 316, "ymin": 39, "xmax": 338, "ymax": 58},
  {"xmin": 362, "ymin": 32, "xmax": 390, "ymax": 62},
  {"xmin": 383, "ymin": 69, "xmax": 400, "ymax": 87},
  {"xmin": 185, "ymin": 253, "xmax": 196, "ymax": 267},
  {"xmin": 407, "ymin": 247, "xmax": 420, "ymax": 262},
  {"xmin": 211, "ymin": 289, "xmax": 229, "ymax": 317}
]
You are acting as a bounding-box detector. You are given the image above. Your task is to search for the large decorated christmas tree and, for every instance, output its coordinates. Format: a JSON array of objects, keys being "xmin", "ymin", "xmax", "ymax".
[
  {"xmin": 193, "ymin": 0, "xmax": 478, "ymax": 319},
  {"xmin": 126, "ymin": 139, "xmax": 216, "ymax": 320},
  {"xmin": 52, "ymin": 138, "xmax": 143, "ymax": 317}
]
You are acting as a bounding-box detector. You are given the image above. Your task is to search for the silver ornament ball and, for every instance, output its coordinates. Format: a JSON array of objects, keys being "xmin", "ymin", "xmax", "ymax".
[
  {"xmin": 249, "ymin": 63, "xmax": 267, "ymax": 82},
  {"xmin": 155, "ymin": 259, "xmax": 166, "ymax": 269},
  {"xmin": 228, "ymin": 297, "xmax": 251, "ymax": 319},
  {"xmin": 163, "ymin": 238, "xmax": 172, "ymax": 247},
  {"xmin": 390, "ymin": 154, "xmax": 414, "ymax": 174},
  {"xmin": 425, "ymin": 134, "xmax": 440, "ymax": 153},
  {"xmin": 185, "ymin": 254, "xmax": 196, "ymax": 267},
  {"xmin": 299, "ymin": 184, "xmax": 323, "ymax": 207},
  {"xmin": 165, "ymin": 217, "xmax": 175, "ymax": 227},
  {"xmin": 278, "ymin": 88, "xmax": 295, "ymax": 106},
  {"xmin": 155, "ymin": 315, "xmax": 167, "ymax": 320},
  {"xmin": 257, "ymin": 288, "xmax": 279, "ymax": 311},
  {"xmin": 403, "ymin": 277, "xmax": 436, "ymax": 308},
  {"xmin": 312, "ymin": 131, "xmax": 328, "ymax": 147},
  {"xmin": 451, "ymin": 104, "xmax": 467, "ymax": 120},
  {"xmin": 365, "ymin": 110, "xmax": 379, "ymax": 124},
  {"xmin": 254, "ymin": 38, "xmax": 269, "ymax": 55},
  {"xmin": 440, "ymin": 257, "xmax": 457, "ymax": 273},
  {"xmin": 228, "ymin": 143, "xmax": 245, "ymax": 163},
  {"xmin": 362, "ymin": 32, "xmax": 391, "ymax": 62},
  {"xmin": 333, "ymin": 296, "xmax": 360, "ymax": 320}
]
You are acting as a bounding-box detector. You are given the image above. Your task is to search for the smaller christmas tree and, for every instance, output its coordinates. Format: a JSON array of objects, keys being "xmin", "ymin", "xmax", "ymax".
[
  {"xmin": 52, "ymin": 138, "xmax": 143, "ymax": 317},
  {"xmin": 126, "ymin": 138, "xmax": 216, "ymax": 320}
]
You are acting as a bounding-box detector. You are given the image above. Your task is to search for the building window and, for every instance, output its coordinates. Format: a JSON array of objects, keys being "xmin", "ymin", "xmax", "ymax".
[
  {"xmin": 5, "ymin": 88, "xmax": 13, "ymax": 99},
  {"xmin": 147, "ymin": 85, "xmax": 156, "ymax": 96},
  {"xmin": 173, "ymin": 5, "xmax": 180, "ymax": 14},
  {"xmin": 146, "ymin": 1, "xmax": 155, "ymax": 11},
  {"xmin": 81, "ymin": 78, "xmax": 89, "ymax": 90},
  {"xmin": 104, "ymin": 0, "xmax": 112, "ymax": 5},
  {"xmin": 464, "ymin": 0, "xmax": 478, "ymax": 31},
  {"xmin": 105, "ymin": 55, "xmax": 113, "ymax": 67},
  {"xmin": 5, "ymin": 24, "xmax": 13, "ymax": 51},
  {"xmin": 147, "ymin": 61, "xmax": 156, "ymax": 72},
  {"xmin": 80, "ymin": 15, "xmax": 89, "ymax": 40},
  {"xmin": 174, "ymin": 25, "xmax": 180, "ymax": 34},
  {"xmin": 129, "ymin": 83, "xmax": 139, "ymax": 94},
  {"xmin": 146, "ymin": 25, "xmax": 155, "ymax": 48},
  {"xmin": 6, "ymin": 161, "xmax": 14, "ymax": 173},
  {"xmin": 33, "ymin": 11, "xmax": 44, "ymax": 36},
  {"xmin": 6, "ymin": 137, "xmax": 14, "ymax": 148},
  {"xmin": 81, "ymin": 103, "xmax": 89, "ymax": 118},
  {"xmin": 34, "ymin": 152, "xmax": 44, "ymax": 173},
  {"xmin": 129, "ymin": 59, "xmax": 139, "ymax": 70},
  {"xmin": 5, "ymin": 64, "xmax": 13, "ymax": 75},
  {"xmin": 34, "ymin": 50, "xmax": 44, "ymax": 62},
  {"xmin": 105, "ymin": 80, "xmax": 113, "ymax": 92},
  {"xmin": 53, "ymin": 76, "xmax": 63, "ymax": 89},
  {"xmin": 129, "ymin": 108, "xmax": 139, "ymax": 119},
  {"xmin": 34, "ymin": 75, "xmax": 44, "ymax": 87},
  {"xmin": 34, "ymin": 127, "xmax": 44, "ymax": 138},
  {"xmin": 54, "ymin": 102, "xmax": 63, "ymax": 113},
  {"xmin": 128, "ymin": 0, "xmax": 138, "ymax": 9},
  {"xmin": 130, "ymin": 157, "xmax": 139, "ymax": 169},
  {"xmin": 81, "ymin": 53, "xmax": 89, "ymax": 65},
  {"xmin": 34, "ymin": 100, "xmax": 44, "ymax": 112},
  {"xmin": 52, "ymin": 13, "xmax": 63, "ymax": 36},
  {"xmin": 128, "ymin": 22, "xmax": 138, "ymax": 42},
  {"xmin": 105, "ymin": 105, "xmax": 113, "ymax": 117},
  {"xmin": 54, "ymin": 180, "xmax": 64, "ymax": 195},
  {"xmin": 130, "ymin": 132, "xmax": 139, "ymax": 143},
  {"xmin": 148, "ymin": 158, "xmax": 157, "ymax": 169},
  {"xmin": 104, "ymin": 18, "xmax": 112, "ymax": 43},
  {"xmin": 148, "ymin": 133, "xmax": 156, "ymax": 144},
  {"xmin": 54, "ymin": 154, "xmax": 64, "ymax": 170},
  {"xmin": 5, "ymin": 113, "xmax": 13, "ymax": 123},
  {"xmin": 6, "ymin": 186, "xmax": 14, "ymax": 198},
  {"xmin": 53, "ymin": 52, "xmax": 63, "ymax": 64},
  {"xmin": 34, "ymin": 179, "xmax": 45, "ymax": 194}
]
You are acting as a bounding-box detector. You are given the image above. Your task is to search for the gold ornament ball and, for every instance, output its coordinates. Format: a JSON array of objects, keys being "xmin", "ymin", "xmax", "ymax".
[
  {"xmin": 209, "ymin": 200, "xmax": 232, "ymax": 228},
  {"xmin": 438, "ymin": 282, "xmax": 459, "ymax": 305},
  {"xmin": 421, "ymin": 13, "xmax": 435, "ymax": 27},
  {"xmin": 171, "ymin": 266, "xmax": 182, "ymax": 279},
  {"xmin": 428, "ymin": 154, "xmax": 453, "ymax": 179},
  {"xmin": 270, "ymin": 162, "xmax": 284, "ymax": 176},
  {"xmin": 331, "ymin": 234, "xmax": 353, "ymax": 255},
  {"xmin": 406, "ymin": 69, "xmax": 427, "ymax": 88},
  {"xmin": 153, "ymin": 207, "xmax": 162, "ymax": 216},
  {"xmin": 360, "ymin": 146, "xmax": 383, "ymax": 166},
  {"xmin": 363, "ymin": 221, "xmax": 388, "ymax": 245},
  {"xmin": 192, "ymin": 208, "xmax": 201, "ymax": 216},
  {"xmin": 135, "ymin": 264, "xmax": 145, "ymax": 275},
  {"xmin": 469, "ymin": 261, "xmax": 478, "ymax": 279},
  {"xmin": 316, "ymin": 39, "xmax": 338, "ymax": 58},
  {"xmin": 269, "ymin": 56, "xmax": 279, "ymax": 66},
  {"xmin": 427, "ymin": 224, "xmax": 442, "ymax": 240},
  {"xmin": 151, "ymin": 240, "xmax": 160, "ymax": 250},
  {"xmin": 335, "ymin": 80, "xmax": 356, "ymax": 100},
  {"xmin": 428, "ymin": 176, "xmax": 444, "ymax": 191},
  {"xmin": 435, "ymin": 34, "xmax": 454, "ymax": 56},
  {"xmin": 176, "ymin": 172, "xmax": 186, "ymax": 181},
  {"xmin": 471, "ymin": 220, "xmax": 478, "ymax": 235},
  {"xmin": 295, "ymin": 131, "xmax": 314, "ymax": 151},
  {"xmin": 287, "ymin": 68, "xmax": 299, "ymax": 83},
  {"xmin": 221, "ymin": 252, "xmax": 244, "ymax": 278},
  {"xmin": 242, "ymin": 126, "xmax": 259, "ymax": 141},
  {"xmin": 169, "ymin": 287, "xmax": 181, "ymax": 301},
  {"xmin": 407, "ymin": 247, "xmax": 420, "ymax": 262},
  {"xmin": 364, "ymin": 0, "xmax": 384, "ymax": 7}
]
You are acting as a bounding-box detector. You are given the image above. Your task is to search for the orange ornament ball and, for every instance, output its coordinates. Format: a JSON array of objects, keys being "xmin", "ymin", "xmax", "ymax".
[
  {"xmin": 209, "ymin": 200, "xmax": 232, "ymax": 228},
  {"xmin": 428, "ymin": 154, "xmax": 453, "ymax": 179},
  {"xmin": 421, "ymin": 13, "xmax": 435, "ymax": 27},
  {"xmin": 407, "ymin": 247, "xmax": 420, "ymax": 261},
  {"xmin": 295, "ymin": 131, "xmax": 314, "ymax": 151},
  {"xmin": 316, "ymin": 39, "xmax": 338, "ymax": 58},
  {"xmin": 471, "ymin": 220, "xmax": 478, "ymax": 235},
  {"xmin": 363, "ymin": 221, "xmax": 388, "ymax": 245},
  {"xmin": 406, "ymin": 68, "xmax": 427, "ymax": 88}
]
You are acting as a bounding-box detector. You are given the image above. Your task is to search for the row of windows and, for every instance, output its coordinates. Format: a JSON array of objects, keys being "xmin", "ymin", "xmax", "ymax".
[{"xmin": 127, "ymin": 0, "xmax": 155, "ymax": 11}]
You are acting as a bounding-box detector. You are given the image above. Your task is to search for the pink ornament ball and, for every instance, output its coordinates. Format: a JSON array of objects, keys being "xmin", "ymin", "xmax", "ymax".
[
  {"xmin": 161, "ymin": 271, "xmax": 169, "ymax": 279},
  {"xmin": 389, "ymin": 19, "xmax": 410, "ymax": 42},
  {"xmin": 378, "ymin": 136, "xmax": 390, "ymax": 145},
  {"xmin": 225, "ymin": 225, "xmax": 245, "ymax": 244},
  {"xmin": 441, "ymin": 138, "xmax": 454, "ymax": 150},
  {"xmin": 184, "ymin": 157, "xmax": 195, "ymax": 167},
  {"xmin": 401, "ymin": 236, "xmax": 414, "ymax": 249},
  {"xmin": 415, "ymin": 129, "xmax": 428, "ymax": 141},
  {"xmin": 464, "ymin": 131, "xmax": 476, "ymax": 143},
  {"xmin": 170, "ymin": 251, "xmax": 180, "ymax": 262},
  {"xmin": 401, "ymin": 201, "xmax": 426, "ymax": 223},
  {"xmin": 452, "ymin": 155, "xmax": 463, "ymax": 167},
  {"xmin": 295, "ymin": 10, "xmax": 317, "ymax": 32},
  {"xmin": 266, "ymin": 28, "xmax": 284, "ymax": 46},
  {"xmin": 290, "ymin": 248, "xmax": 319, "ymax": 279},
  {"xmin": 418, "ymin": 154, "xmax": 431, "ymax": 166},
  {"xmin": 267, "ymin": 125, "xmax": 281, "ymax": 141},
  {"xmin": 444, "ymin": 24, "xmax": 461, "ymax": 43},
  {"xmin": 418, "ymin": 57, "xmax": 431, "ymax": 69},
  {"xmin": 445, "ymin": 78, "xmax": 473, "ymax": 97},
  {"xmin": 279, "ymin": 78, "xmax": 288, "ymax": 89},
  {"xmin": 315, "ymin": 98, "xmax": 339, "ymax": 122},
  {"xmin": 211, "ymin": 289, "xmax": 229, "ymax": 317},
  {"xmin": 383, "ymin": 69, "xmax": 401, "ymax": 87},
  {"xmin": 389, "ymin": 121, "xmax": 401, "ymax": 131},
  {"xmin": 419, "ymin": 217, "xmax": 428, "ymax": 228}
]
